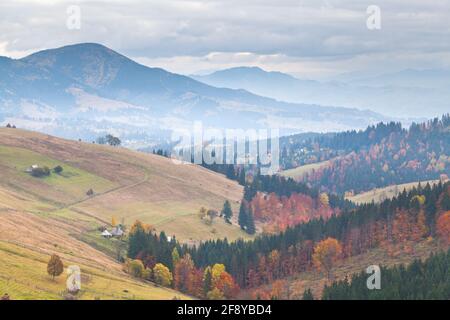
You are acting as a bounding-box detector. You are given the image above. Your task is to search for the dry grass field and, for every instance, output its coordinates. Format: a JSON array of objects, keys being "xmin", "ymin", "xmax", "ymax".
[
  {"xmin": 0, "ymin": 241, "xmax": 190, "ymax": 300},
  {"xmin": 0, "ymin": 128, "xmax": 247, "ymax": 241},
  {"xmin": 346, "ymin": 180, "xmax": 440, "ymax": 204},
  {"xmin": 0, "ymin": 127, "xmax": 248, "ymax": 299},
  {"xmin": 279, "ymin": 159, "xmax": 332, "ymax": 181}
]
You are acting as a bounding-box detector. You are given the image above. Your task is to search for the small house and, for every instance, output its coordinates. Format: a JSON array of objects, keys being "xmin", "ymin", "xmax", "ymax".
[
  {"xmin": 111, "ymin": 226, "xmax": 124, "ymax": 237},
  {"xmin": 25, "ymin": 164, "xmax": 39, "ymax": 173},
  {"xmin": 101, "ymin": 230, "xmax": 113, "ymax": 238}
]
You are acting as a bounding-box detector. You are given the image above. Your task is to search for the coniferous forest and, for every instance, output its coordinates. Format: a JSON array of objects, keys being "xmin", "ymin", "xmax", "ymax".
[{"xmin": 322, "ymin": 249, "xmax": 450, "ymax": 300}]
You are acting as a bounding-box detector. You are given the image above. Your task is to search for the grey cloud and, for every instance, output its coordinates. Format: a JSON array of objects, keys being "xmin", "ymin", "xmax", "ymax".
[{"xmin": 0, "ymin": 0, "xmax": 449, "ymax": 77}]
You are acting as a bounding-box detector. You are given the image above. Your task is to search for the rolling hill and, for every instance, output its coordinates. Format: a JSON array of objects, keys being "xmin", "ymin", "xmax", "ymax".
[
  {"xmin": 0, "ymin": 127, "xmax": 246, "ymax": 299},
  {"xmin": 0, "ymin": 127, "xmax": 246, "ymax": 242},
  {"xmin": 345, "ymin": 180, "xmax": 441, "ymax": 205}
]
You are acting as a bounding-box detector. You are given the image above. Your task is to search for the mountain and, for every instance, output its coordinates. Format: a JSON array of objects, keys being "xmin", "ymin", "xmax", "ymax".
[
  {"xmin": 0, "ymin": 43, "xmax": 389, "ymax": 147},
  {"xmin": 194, "ymin": 67, "xmax": 450, "ymax": 119}
]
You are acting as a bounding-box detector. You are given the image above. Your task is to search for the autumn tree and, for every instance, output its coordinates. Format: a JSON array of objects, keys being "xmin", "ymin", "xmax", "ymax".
[
  {"xmin": 211, "ymin": 263, "xmax": 226, "ymax": 284},
  {"xmin": 172, "ymin": 247, "xmax": 180, "ymax": 266},
  {"xmin": 207, "ymin": 287, "xmax": 225, "ymax": 300},
  {"xmin": 174, "ymin": 254, "xmax": 195, "ymax": 293},
  {"xmin": 215, "ymin": 271, "xmax": 239, "ymax": 299},
  {"xmin": 127, "ymin": 259, "xmax": 145, "ymax": 278},
  {"xmin": 319, "ymin": 193, "xmax": 330, "ymax": 207},
  {"xmin": 203, "ymin": 266, "xmax": 213, "ymax": 297},
  {"xmin": 312, "ymin": 238, "xmax": 343, "ymax": 280},
  {"xmin": 436, "ymin": 211, "xmax": 450, "ymax": 247},
  {"xmin": 47, "ymin": 254, "xmax": 64, "ymax": 280},
  {"xmin": 153, "ymin": 263, "xmax": 173, "ymax": 287},
  {"xmin": 270, "ymin": 280, "xmax": 286, "ymax": 300}
]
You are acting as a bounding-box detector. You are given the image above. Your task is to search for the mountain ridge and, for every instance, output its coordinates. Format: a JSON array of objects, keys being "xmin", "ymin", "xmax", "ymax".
[
  {"xmin": 194, "ymin": 66, "xmax": 450, "ymax": 118},
  {"xmin": 0, "ymin": 43, "xmax": 390, "ymax": 146}
]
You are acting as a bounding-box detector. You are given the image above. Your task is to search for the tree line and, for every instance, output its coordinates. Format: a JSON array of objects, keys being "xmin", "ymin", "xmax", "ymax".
[
  {"xmin": 322, "ymin": 248, "xmax": 450, "ymax": 300},
  {"xmin": 127, "ymin": 181, "xmax": 450, "ymax": 294}
]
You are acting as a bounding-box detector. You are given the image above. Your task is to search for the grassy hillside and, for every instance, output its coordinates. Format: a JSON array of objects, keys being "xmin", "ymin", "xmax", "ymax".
[
  {"xmin": 279, "ymin": 159, "xmax": 332, "ymax": 181},
  {"xmin": 346, "ymin": 180, "xmax": 440, "ymax": 204},
  {"xmin": 0, "ymin": 127, "xmax": 247, "ymax": 299},
  {"xmin": 0, "ymin": 241, "xmax": 190, "ymax": 300},
  {"xmin": 0, "ymin": 128, "xmax": 247, "ymax": 242}
]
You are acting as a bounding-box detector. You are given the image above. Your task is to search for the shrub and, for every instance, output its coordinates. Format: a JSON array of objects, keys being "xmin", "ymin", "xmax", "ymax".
[
  {"xmin": 127, "ymin": 259, "xmax": 145, "ymax": 278},
  {"xmin": 31, "ymin": 166, "xmax": 51, "ymax": 177},
  {"xmin": 53, "ymin": 165, "xmax": 63, "ymax": 174},
  {"xmin": 47, "ymin": 254, "xmax": 64, "ymax": 280}
]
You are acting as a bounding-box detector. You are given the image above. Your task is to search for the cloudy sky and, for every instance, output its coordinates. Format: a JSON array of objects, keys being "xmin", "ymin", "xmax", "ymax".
[{"xmin": 1, "ymin": 0, "xmax": 449, "ymax": 78}]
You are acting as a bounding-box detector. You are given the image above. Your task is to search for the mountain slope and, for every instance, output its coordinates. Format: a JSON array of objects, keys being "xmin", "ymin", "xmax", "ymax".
[
  {"xmin": 0, "ymin": 127, "xmax": 247, "ymax": 242},
  {"xmin": 0, "ymin": 127, "xmax": 247, "ymax": 298},
  {"xmin": 0, "ymin": 43, "xmax": 389, "ymax": 145},
  {"xmin": 280, "ymin": 116, "xmax": 450, "ymax": 194}
]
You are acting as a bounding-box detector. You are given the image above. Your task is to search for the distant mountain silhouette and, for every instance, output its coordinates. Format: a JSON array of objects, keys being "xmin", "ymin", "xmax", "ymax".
[{"xmin": 194, "ymin": 66, "xmax": 450, "ymax": 118}]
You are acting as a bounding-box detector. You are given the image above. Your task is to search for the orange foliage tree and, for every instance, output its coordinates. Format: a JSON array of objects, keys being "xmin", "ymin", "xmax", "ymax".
[
  {"xmin": 312, "ymin": 238, "xmax": 343, "ymax": 280},
  {"xmin": 436, "ymin": 211, "xmax": 450, "ymax": 247}
]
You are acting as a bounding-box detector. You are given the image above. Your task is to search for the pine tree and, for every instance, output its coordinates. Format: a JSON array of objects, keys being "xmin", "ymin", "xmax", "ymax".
[
  {"xmin": 238, "ymin": 169, "xmax": 246, "ymax": 186},
  {"xmin": 203, "ymin": 267, "xmax": 213, "ymax": 297},
  {"xmin": 238, "ymin": 201, "xmax": 248, "ymax": 230},
  {"xmin": 172, "ymin": 247, "xmax": 180, "ymax": 267},
  {"xmin": 246, "ymin": 206, "xmax": 256, "ymax": 235},
  {"xmin": 302, "ymin": 288, "xmax": 314, "ymax": 300},
  {"xmin": 222, "ymin": 200, "xmax": 233, "ymax": 224}
]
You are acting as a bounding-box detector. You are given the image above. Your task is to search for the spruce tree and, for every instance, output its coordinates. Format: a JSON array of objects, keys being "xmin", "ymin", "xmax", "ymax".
[
  {"xmin": 238, "ymin": 169, "xmax": 246, "ymax": 186},
  {"xmin": 222, "ymin": 200, "xmax": 233, "ymax": 224},
  {"xmin": 203, "ymin": 267, "xmax": 213, "ymax": 297},
  {"xmin": 246, "ymin": 206, "xmax": 256, "ymax": 235},
  {"xmin": 238, "ymin": 201, "xmax": 248, "ymax": 230},
  {"xmin": 302, "ymin": 288, "xmax": 314, "ymax": 300}
]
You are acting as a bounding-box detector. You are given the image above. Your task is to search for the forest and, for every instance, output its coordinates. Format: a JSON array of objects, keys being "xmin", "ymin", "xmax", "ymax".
[
  {"xmin": 284, "ymin": 115, "xmax": 450, "ymax": 194},
  {"xmin": 126, "ymin": 181, "xmax": 450, "ymax": 298},
  {"xmin": 322, "ymin": 248, "xmax": 450, "ymax": 300}
]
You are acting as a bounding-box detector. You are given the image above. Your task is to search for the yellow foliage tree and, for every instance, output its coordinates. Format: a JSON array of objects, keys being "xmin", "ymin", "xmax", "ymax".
[
  {"xmin": 111, "ymin": 216, "xmax": 117, "ymax": 227},
  {"xmin": 312, "ymin": 237, "xmax": 343, "ymax": 280},
  {"xmin": 211, "ymin": 263, "xmax": 226, "ymax": 286},
  {"xmin": 319, "ymin": 193, "xmax": 330, "ymax": 207},
  {"xmin": 129, "ymin": 220, "xmax": 153, "ymax": 234},
  {"xmin": 207, "ymin": 287, "xmax": 225, "ymax": 300},
  {"xmin": 153, "ymin": 263, "xmax": 173, "ymax": 287},
  {"xmin": 127, "ymin": 259, "xmax": 145, "ymax": 278}
]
